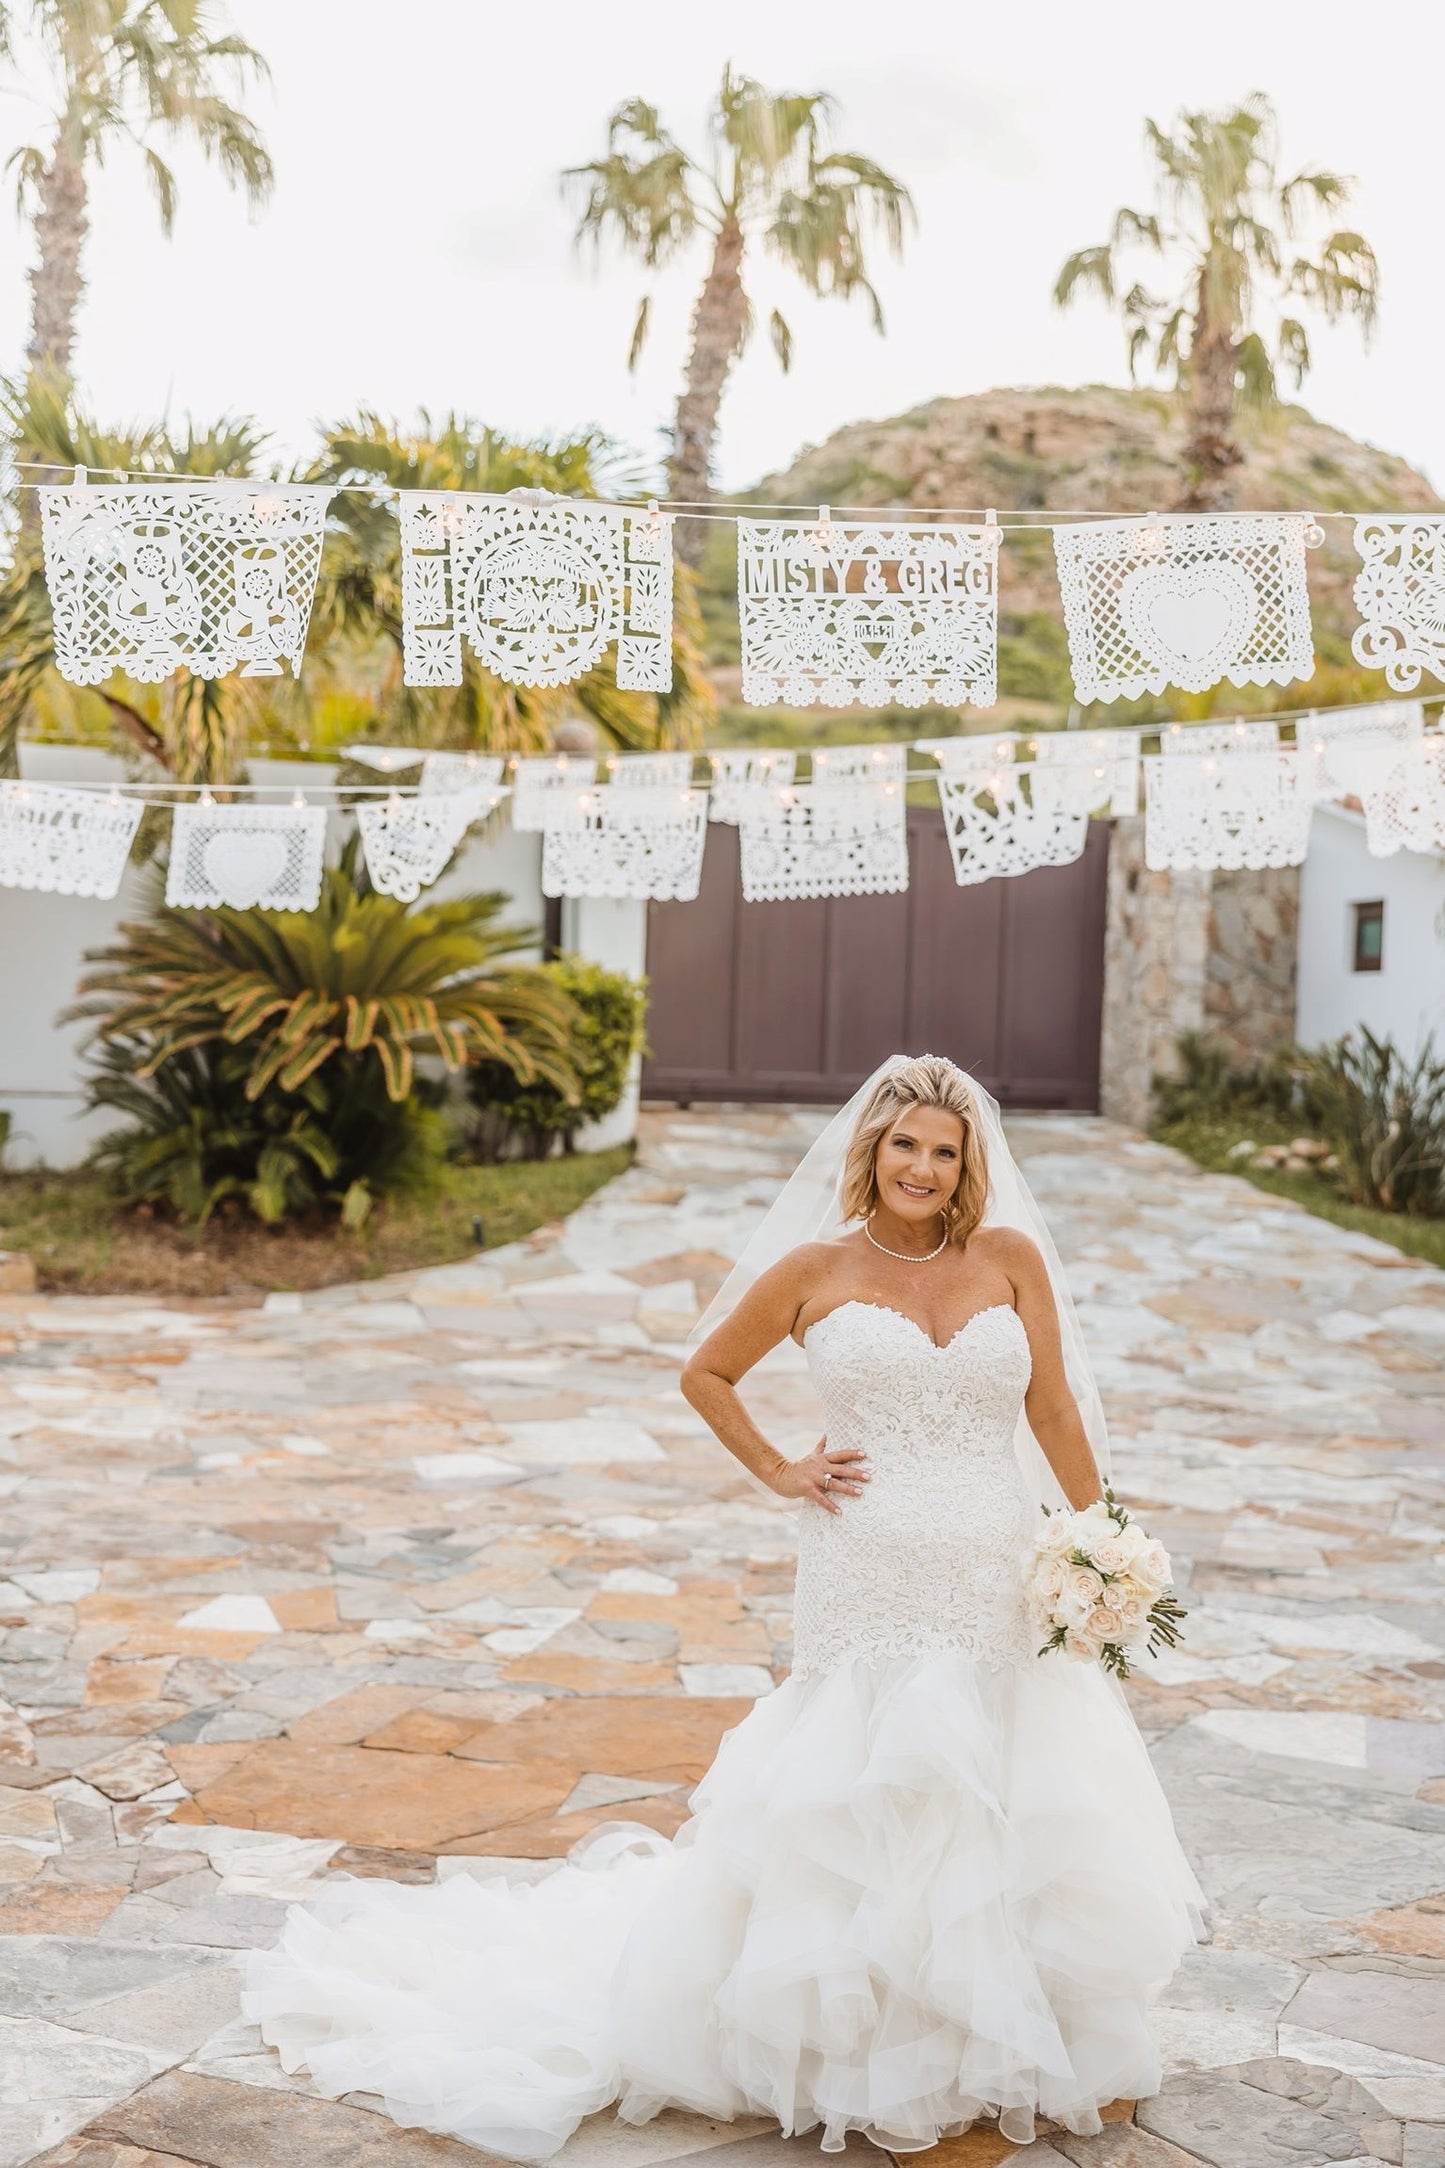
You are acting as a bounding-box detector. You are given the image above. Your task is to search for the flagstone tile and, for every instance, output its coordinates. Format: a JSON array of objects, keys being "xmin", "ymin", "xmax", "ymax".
[
  {"xmin": 1283, "ymin": 1971, "xmax": 1445, "ymax": 2067},
  {"xmin": 443, "ymin": 1789, "xmax": 690, "ymax": 1860},
  {"xmin": 267, "ymin": 1589, "xmax": 340, "ymax": 1632},
  {"xmin": 24, "ymin": 2138, "xmax": 205, "ymax": 2165},
  {"xmin": 1137, "ymin": 2057, "xmax": 1401, "ymax": 2166},
  {"xmin": 500, "ymin": 1652, "xmax": 681, "ymax": 1693},
  {"xmin": 81, "ymin": 2067, "xmax": 493, "ymax": 2164},
  {"xmin": 361, "ymin": 1703, "xmax": 507, "ymax": 1756},
  {"xmin": 185, "ymin": 1738, "xmax": 579, "ymax": 1851},
  {"xmin": 1349, "ymin": 1895, "xmax": 1445, "ymax": 1960},
  {"xmin": 281, "ymin": 1684, "xmax": 424, "ymax": 1745},
  {"xmin": 84, "ymin": 1663, "xmax": 179, "ymax": 1709},
  {"xmin": 0, "ymin": 1881, "xmax": 128, "ymax": 1933},
  {"xmin": 452, "ymin": 1694, "xmax": 749, "ymax": 1781}
]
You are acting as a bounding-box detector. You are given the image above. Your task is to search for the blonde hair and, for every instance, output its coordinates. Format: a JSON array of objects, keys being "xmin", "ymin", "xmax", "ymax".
[{"xmin": 839, "ymin": 1056, "xmax": 990, "ymax": 1249}]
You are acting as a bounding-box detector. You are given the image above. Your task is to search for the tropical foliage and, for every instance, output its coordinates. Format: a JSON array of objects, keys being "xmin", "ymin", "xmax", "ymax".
[
  {"xmin": 1054, "ymin": 93, "xmax": 1378, "ymax": 508},
  {"xmin": 1154, "ymin": 1027, "xmax": 1444, "ymax": 1220},
  {"xmin": 4, "ymin": 0, "xmax": 271, "ymax": 377},
  {"xmin": 470, "ymin": 954, "xmax": 646, "ymax": 1157},
  {"xmin": 305, "ymin": 409, "xmax": 715, "ymax": 756},
  {"xmin": 83, "ymin": 1038, "xmax": 445, "ymax": 1226},
  {"xmin": 566, "ymin": 67, "xmax": 913, "ymax": 560},
  {"xmin": 1151, "ymin": 1028, "xmax": 1313, "ymax": 1128},
  {"xmin": 1302, "ymin": 1029, "xmax": 1445, "ymax": 1216},
  {"xmin": 0, "ymin": 380, "xmax": 716, "ymax": 777},
  {"xmin": 0, "ymin": 371, "xmax": 271, "ymax": 778},
  {"xmin": 67, "ymin": 849, "xmax": 583, "ymax": 1223}
]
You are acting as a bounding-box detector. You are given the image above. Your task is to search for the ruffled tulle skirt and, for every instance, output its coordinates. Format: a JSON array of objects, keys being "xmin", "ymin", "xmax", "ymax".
[{"xmin": 241, "ymin": 1651, "xmax": 1205, "ymax": 2157}]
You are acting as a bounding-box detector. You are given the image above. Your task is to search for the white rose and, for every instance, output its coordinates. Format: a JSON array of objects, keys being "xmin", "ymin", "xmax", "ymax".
[
  {"xmin": 1101, "ymin": 1580, "xmax": 1131, "ymax": 1614},
  {"xmin": 1064, "ymin": 1631, "xmax": 1097, "ymax": 1662},
  {"xmin": 1033, "ymin": 1559, "xmax": 1067, "ymax": 1604},
  {"xmin": 1133, "ymin": 1539, "xmax": 1171, "ymax": 1592},
  {"xmin": 1038, "ymin": 1516, "xmax": 1076, "ymax": 1557},
  {"xmin": 1090, "ymin": 1536, "xmax": 1131, "ymax": 1575},
  {"xmin": 1065, "ymin": 1564, "xmax": 1105, "ymax": 1607},
  {"xmin": 1086, "ymin": 1602, "xmax": 1119, "ymax": 1644}
]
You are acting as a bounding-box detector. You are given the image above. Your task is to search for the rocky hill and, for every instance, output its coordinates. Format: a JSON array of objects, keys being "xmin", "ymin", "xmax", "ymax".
[{"xmin": 700, "ymin": 385, "xmax": 1441, "ymax": 737}]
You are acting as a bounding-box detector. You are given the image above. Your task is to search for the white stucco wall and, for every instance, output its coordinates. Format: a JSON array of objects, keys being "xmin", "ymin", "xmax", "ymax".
[
  {"xmin": 0, "ymin": 749, "xmax": 646, "ymax": 1167},
  {"xmin": 1295, "ymin": 803, "xmax": 1445, "ymax": 1057},
  {"xmin": 559, "ymin": 894, "xmax": 649, "ymax": 1151}
]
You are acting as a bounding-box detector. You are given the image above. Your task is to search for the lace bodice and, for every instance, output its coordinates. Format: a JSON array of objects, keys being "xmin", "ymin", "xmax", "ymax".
[{"xmin": 790, "ymin": 1300, "xmax": 1038, "ymax": 1681}]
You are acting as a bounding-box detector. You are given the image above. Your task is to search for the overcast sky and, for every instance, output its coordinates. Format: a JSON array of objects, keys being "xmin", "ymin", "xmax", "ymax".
[{"xmin": 0, "ymin": 0, "xmax": 1437, "ymax": 496}]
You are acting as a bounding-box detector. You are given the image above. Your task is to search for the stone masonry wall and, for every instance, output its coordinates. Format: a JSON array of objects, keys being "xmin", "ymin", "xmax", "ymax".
[
  {"xmin": 1203, "ymin": 864, "xmax": 1301, "ymax": 1068},
  {"xmin": 1099, "ymin": 818, "xmax": 1299, "ymax": 1129}
]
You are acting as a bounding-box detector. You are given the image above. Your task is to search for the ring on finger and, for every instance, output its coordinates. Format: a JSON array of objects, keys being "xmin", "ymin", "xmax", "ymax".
[{"xmin": 821, "ymin": 1471, "xmax": 832, "ymax": 1490}]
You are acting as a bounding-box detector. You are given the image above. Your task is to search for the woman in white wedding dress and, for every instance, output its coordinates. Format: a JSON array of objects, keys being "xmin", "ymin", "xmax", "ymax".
[{"xmin": 242, "ymin": 1055, "xmax": 1204, "ymax": 2156}]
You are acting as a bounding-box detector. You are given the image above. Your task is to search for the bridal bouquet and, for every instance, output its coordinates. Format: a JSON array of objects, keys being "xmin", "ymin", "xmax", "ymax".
[{"xmin": 1027, "ymin": 1489, "xmax": 1185, "ymax": 1678}]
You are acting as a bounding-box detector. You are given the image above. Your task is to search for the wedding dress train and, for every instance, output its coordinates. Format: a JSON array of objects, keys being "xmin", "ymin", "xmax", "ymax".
[{"xmin": 242, "ymin": 1298, "xmax": 1205, "ymax": 2156}]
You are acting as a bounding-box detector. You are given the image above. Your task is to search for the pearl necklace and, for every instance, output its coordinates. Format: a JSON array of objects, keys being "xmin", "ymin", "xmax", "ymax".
[{"xmin": 864, "ymin": 1216, "xmax": 949, "ymax": 1263}]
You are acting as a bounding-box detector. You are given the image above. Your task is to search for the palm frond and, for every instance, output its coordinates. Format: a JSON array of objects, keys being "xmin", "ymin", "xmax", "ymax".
[
  {"xmin": 1055, "ymin": 88, "xmax": 1377, "ymax": 440},
  {"xmin": 627, "ymin": 292, "xmax": 652, "ymax": 372},
  {"xmin": 1054, "ymin": 244, "xmax": 1117, "ymax": 309}
]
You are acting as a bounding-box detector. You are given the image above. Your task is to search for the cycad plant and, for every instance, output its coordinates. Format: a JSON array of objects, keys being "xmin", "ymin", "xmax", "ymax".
[
  {"xmin": 566, "ymin": 68, "xmax": 913, "ymax": 561},
  {"xmin": 70, "ymin": 849, "xmax": 582, "ymax": 1224},
  {"xmin": 307, "ymin": 409, "xmax": 715, "ymax": 755},
  {"xmin": 85, "ymin": 1040, "xmax": 367, "ymax": 1225},
  {"xmin": 1054, "ymin": 93, "xmax": 1378, "ymax": 508}
]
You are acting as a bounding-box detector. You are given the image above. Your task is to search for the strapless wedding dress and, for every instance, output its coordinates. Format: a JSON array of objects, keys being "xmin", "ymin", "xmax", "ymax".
[{"xmin": 242, "ymin": 1299, "xmax": 1204, "ymax": 2156}]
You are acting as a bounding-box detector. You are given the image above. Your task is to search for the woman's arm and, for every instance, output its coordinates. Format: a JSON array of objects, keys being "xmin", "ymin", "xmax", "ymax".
[
  {"xmin": 680, "ymin": 1249, "xmax": 870, "ymax": 1515},
  {"xmin": 988, "ymin": 1228, "xmax": 1104, "ymax": 1511}
]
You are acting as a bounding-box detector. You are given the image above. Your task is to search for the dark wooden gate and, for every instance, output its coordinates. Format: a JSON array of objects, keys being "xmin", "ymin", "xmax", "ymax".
[{"xmin": 641, "ymin": 807, "xmax": 1110, "ymax": 1109}]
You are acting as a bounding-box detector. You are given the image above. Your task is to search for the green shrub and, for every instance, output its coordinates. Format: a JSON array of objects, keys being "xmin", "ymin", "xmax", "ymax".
[
  {"xmin": 1298, "ymin": 1029, "xmax": 1445, "ymax": 1216},
  {"xmin": 86, "ymin": 1041, "xmax": 447, "ymax": 1227},
  {"xmin": 1153, "ymin": 1031, "xmax": 1314, "ymax": 1127},
  {"xmin": 469, "ymin": 956, "xmax": 646, "ymax": 1159},
  {"xmin": 70, "ymin": 848, "xmax": 580, "ymax": 1225}
]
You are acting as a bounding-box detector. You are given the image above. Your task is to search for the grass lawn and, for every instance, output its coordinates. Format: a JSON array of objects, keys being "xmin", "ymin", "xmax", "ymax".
[
  {"xmin": 0, "ymin": 1147, "xmax": 633, "ymax": 1300},
  {"xmin": 1154, "ymin": 1112, "xmax": 1445, "ymax": 1271}
]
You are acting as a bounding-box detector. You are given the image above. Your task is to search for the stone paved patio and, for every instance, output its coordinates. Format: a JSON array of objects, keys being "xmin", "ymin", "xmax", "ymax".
[{"xmin": 0, "ymin": 1105, "xmax": 1442, "ymax": 2168}]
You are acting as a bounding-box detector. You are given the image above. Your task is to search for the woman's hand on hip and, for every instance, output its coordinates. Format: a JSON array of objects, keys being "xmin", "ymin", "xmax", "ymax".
[{"xmin": 771, "ymin": 1438, "xmax": 870, "ymax": 1514}]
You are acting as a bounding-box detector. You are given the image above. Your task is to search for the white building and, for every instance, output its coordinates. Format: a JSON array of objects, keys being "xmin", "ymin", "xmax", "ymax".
[{"xmin": 1296, "ymin": 803, "xmax": 1445, "ymax": 1058}]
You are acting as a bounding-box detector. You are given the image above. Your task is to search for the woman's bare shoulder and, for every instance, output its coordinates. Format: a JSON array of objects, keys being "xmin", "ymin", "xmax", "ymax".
[
  {"xmin": 970, "ymin": 1224, "xmax": 1046, "ymax": 1273},
  {"xmin": 770, "ymin": 1232, "xmax": 862, "ymax": 1282}
]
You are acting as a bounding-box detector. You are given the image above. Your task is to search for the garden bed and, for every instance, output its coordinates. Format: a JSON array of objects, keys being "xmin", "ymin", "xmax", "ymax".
[
  {"xmin": 0, "ymin": 1147, "xmax": 633, "ymax": 1299},
  {"xmin": 1153, "ymin": 1112, "xmax": 1445, "ymax": 1270}
]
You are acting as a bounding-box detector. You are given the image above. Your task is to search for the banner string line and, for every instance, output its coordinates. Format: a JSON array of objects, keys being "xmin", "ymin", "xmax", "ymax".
[
  {"xmin": 5, "ymin": 463, "xmax": 1428, "ymax": 527},
  {"xmin": 14, "ymin": 701, "xmax": 1440, "ymax": 802}
]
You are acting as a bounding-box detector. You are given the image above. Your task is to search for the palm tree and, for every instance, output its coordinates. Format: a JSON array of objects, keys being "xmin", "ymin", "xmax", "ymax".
[
  {"xmin": 1054, "ymin": 94, "xmax": 1378, "ymax": 510},
  {"xmin": 307, "ymin": 409, "xmax": 716, "ymax": 753},
  {"xmin": 566, "ymin": 68, "xmax": 914, "ymax": 564},
  {"xmin": 3, "ymin": 0, "xmax": 272, "ymax": 378}
]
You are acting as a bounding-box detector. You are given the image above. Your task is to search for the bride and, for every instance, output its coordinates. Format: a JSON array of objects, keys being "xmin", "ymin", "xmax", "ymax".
[{"xmin": 242, "ymin": 1054, "xmax": 1204, "ymax": 2156}]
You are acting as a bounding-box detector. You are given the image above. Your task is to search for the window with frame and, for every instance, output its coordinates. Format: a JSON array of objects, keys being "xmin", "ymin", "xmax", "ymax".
[{"xmin": 1352, "ymin": 900, "xmax": 1384, "ymax": 973}]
